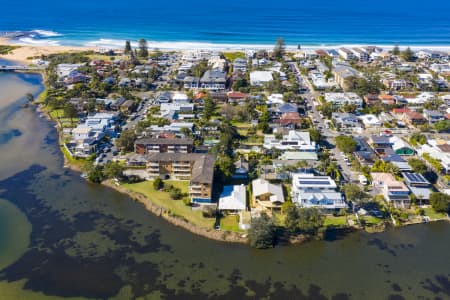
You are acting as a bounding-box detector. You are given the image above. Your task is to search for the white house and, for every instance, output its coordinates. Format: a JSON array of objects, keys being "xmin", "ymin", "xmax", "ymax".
[
  {"xmin": 291, "ymin": 173, "xmax": 346, "ymax": 210},
  {"xmin": 267, "ymin": 94, "xmax": 284, "ymax": 105},
  {"xmin": 324, "ymin": 93, "xmax": 363, "ymax": 108},
  {"xmin": 250, "ymin": 71, "xmax": 273, "ymax": 86},
  {"xmin": 218, "ymin": 185, "xmax": 247, "ymax": 213},
  {"xmin": 359, "ymin": 114, "xmax": 382, "ymax": 127},
  {"xmin": 263, "ymin": 130, "xmax": 316, "ymax": 152},
  {"xmin": 252, "ymin": 178, "xmax": 285, "ymax": 210}
]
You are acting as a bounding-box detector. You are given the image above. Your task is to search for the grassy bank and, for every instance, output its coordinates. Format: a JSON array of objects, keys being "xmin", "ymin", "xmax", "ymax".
[{"xmin": 122, "ymin": 180, "xmax": 215, "ymax": 229}]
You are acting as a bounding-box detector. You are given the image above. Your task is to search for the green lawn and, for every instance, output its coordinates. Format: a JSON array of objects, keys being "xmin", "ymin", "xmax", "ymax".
[
  {"xmin": 220, "ymin": 215, "xmax": 244, "ymax": 232},
  {"xmin": 324, "ymin": 216, "xmax": 348, "ymax": 227},
  {"xmin": 122, "ymin": 180, "xmax": 215, "ymax": 229},
  {"xmin": 423, "ymin": 207, "xmax": 448, "ymax": 220},
  {"xmin": 49, "ymin": 109, "xmax": 78, "ymax": 128},
  {"xmin": 362, "ymin": 215, "xmax": 384, "ymax": 225},
  {"xmin": 223, "ymin": 52, "xmax": 246, "ymax": 61}
]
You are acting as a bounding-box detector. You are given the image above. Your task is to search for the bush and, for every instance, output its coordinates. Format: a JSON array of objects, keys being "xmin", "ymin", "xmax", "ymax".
[
  {"xmin": 169, "ymin": 188, "xmax": 183, "ymax": 200},
  {"xmin": 202, "ymin": 206, "xmax": 216, "ymax": 218},
  {"xmin": 153, "ymin": 178, "xmax": 164, "ymax": 190}
]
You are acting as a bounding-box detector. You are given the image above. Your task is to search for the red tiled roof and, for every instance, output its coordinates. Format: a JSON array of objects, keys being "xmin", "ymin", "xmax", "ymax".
[
  {"xmin": 392, "ymin": 108, "xmax": 411, "ymax": 114},
  {"xmin": 227, "ymin": 91, "xmax": 248, "ymax": 99},
  {"xmin": 405, "ymin": 111, "xmax": 425, "ymax": 120}
]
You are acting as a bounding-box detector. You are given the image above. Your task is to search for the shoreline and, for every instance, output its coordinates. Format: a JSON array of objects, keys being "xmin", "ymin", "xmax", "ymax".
[{"xmin": 3, "ymin": 37, "xmax": 450, "ymax": 57}]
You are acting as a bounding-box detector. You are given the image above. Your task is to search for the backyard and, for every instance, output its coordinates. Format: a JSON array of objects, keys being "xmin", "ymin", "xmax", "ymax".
[{"xmin": 122, "ymin": 180, "xmax": 215, "ymax": 229}]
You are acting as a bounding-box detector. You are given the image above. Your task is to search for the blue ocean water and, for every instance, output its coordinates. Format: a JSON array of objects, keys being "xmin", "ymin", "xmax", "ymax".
[{"xmin": 1, "ymin": 0, "xmax": 450, "ymax": 47}]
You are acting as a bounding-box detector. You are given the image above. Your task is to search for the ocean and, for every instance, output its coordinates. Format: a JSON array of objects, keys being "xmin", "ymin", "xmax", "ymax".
[{"xmin": 1, "ymin": 0, "xmax": 450, "ymax": 49}]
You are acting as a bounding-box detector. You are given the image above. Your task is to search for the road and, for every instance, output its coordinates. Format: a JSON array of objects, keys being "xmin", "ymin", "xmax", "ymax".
[{"xmin": 291, "ymin": 62, "xmax": 352, "ymax": 182}]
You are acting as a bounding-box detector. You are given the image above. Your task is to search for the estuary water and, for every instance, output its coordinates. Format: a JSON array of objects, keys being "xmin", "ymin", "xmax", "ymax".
[{"xmin": 0, "ymin": 70, "xmax": 449, "ymax": 299}]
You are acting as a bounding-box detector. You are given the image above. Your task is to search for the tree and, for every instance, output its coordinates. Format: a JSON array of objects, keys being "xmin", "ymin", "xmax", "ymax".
[
  {"xmin": 138, "ymin": 38, "xmax": 149, "ymax": 58},
  {"xmin": 392, "ymin": 44, "xmax": 400, "ymax": 56},
  {"xmin": 153, "ymin": 178, "xmax": 164, "ymax": 190},
  {"xmin": 335, "ymin": 136, "xmax": 357, "ymax": 153},
  {"xmin": 401, "ymin": 47, "xmax": 415, "ymax": 62},
  {"xmin": 297, "ymin": 208, "xmax": 325, "ymax": 233},
  {"xmin": 124, "ymin": 40, "xmax": 132, "ymax": 54},
  {"xmin": 409, "ymin": 132, "xmax": 427, "ymax": 146},
  {"xmin": 202, "ymin": 95, "xmax": 215, "ymax": 121},
  {"xmin": 273, "ymin": 37, "xmax": 285, "ymax": 59},
  {"xmin": 407, "ymin": 158, "xmax": 428, "ymax": 174},
  {"xmin": 317, "ymin": 101, "xmax": 334, "ymax": 119},
  {"xmin": 344, "ymin": 184, "xmax": 369, "ymax": 204},
  {"xmin": 63, "ymin": 102, "xmax": 78, "ymax": 127},
  {"xmin": 117, "ymin": 130, "xmax": 136, "ymax": 152},
  {"xmin": 87, "ymin": 165, "xmax": 105, "ymax": 183},
  {"xmin": 215, "ymin": 154, "xmax": 236, "ymax": 179},
  {"xmin": 309, "ymin": 128, "xmax": 322, "ymax": 144},
  {"xmin": 434, "ymin": 120, "xmax": 450, "ymax": 133},
  {"xmin": 248, "ymin": 213, "xmax": 276, "ymax": 249},
  {"xmin": 429, "ymin": 192, "xmax": 450, "ymax": 213},
  {"xmin": 103, "ymin": 161, "xmax": 124, "ymax": 180},
  {"xmin": 258, "ymin": 107, "xmax": 271, "ymax": 134},
  {"xmin": 284, "ymin": 205, "xmax": 299, "ymax": 233}
]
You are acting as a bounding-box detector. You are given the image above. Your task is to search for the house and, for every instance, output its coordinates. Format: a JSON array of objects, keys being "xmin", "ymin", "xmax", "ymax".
[
  {"xmin": 233, "ymin": 58, "xmax": 248, "ymax": 72},
  {"xmin": 160, "ymin": 103, "xmax": 194, "ymax": 114},
  {"xmin": 334, "ymin": 63, "xmax": 360, "ymax": 91},
  {"xmin": 402, "ymin": 172, "xmax": 432, "ymax": 203},
  {"xmin": 233, "ymin": 157, "xmax": 249, "ymax": 179},
  {"xmin": 267, "ymin": 94, "xmax": 284, "ymax": 105},
  {"xmin": 200, "ymin": 70, "xmax": 227, "ymax": 91},
  {"xmin": 279, "ymin": 112, "xmax": 302, "ymax": 128},
  {"xmin": 351, "ymin": 48, "xmax": 369, "ymax": 61},
  {"xmin": 172, "ymin": 92, "xmax": 190, "ymax": 103},
  {"xmin": 359, "ymin": 114, "xmax": 382, "ymax": 128},
  {"xmin": 332, "ymin": 112, "xmax": 361, "ymax": 130},
  {"xmin": 371, "ymin": 172, "xmax": 410, "ymax": 208},
  {"xmin": 423, "ymin": 110, "xmax": 445, "ymax": 124},
  {"xmin": 354, "ymin": 136, "xmax": 378, "ymax": 166},
  {"xmin": 383, "ymin": 79, "xmax": 407, "ymax": 90},
  {"xmin": 417, "ymin": 140, "xmax": 450, "ymax": 174},
  {"xmin": 146, "ymin": 153, "xmax": 215, "ymax": 203},
  {"xmin": 227, "ymin": 91, "xmax": 248, "ymax": 103},
  {"xmin": 218, "ymin": 185, "xmax": 247, "ymax": 213},
  {"xmin": 250, "ymin": 71, "xmax": 273, "ymax": 86},
  {"xmin": 382, "ymin": 152, "xmax": 412, "ymax": 172},
  {"xmin": 252, "ymin": 178, "xmax": 285, "ymax": 210},
  {"xmin": 378, "ymin": 94, "xmax": 395, "ymax": 105},
  {"xmin": 183, "ymin": 76, "xmax": 200, "ymax": 89},
  {"xmin": 120, "ymin": 100, "xmax": 135, "ymax": 113},
  {"xmin": 390, "ymin": 136, "xmax": 415, "ymax": 156},
  {"xmin": 402, "ymin": 111, "xmax": 427, "ymax": 126},
  {"xmin": 324, "ymin": 93, "xmax": 363, "ymax": 108},
  {"xmin": 370, "ymin": 135, "xmax": 392, "ymax": 154},
  {"xmin": 364, "ymin": 94, "xmax": 380, "ymax": 106},
  {"xmin": 338, "ymin": 48, "xmax": 355, "ymax": 60},
  {"xmin": 134, "ymin": 137, "xmax": 194, "ymax": 154},
  {"xmin": 263, "ymin": 130, "xmax": 316, "ymax": 152},
  {"xmin": 272, "ymin": 103, "xmax": 298, "ymax": 117},
  {"xmin": 291, "ymin": 173, "xmax": 346, "ymax": 210}
]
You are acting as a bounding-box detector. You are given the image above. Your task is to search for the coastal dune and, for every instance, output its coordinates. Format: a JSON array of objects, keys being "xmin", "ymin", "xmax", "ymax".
[{"xmin": 0, "ymin": 38, "xmax": 93, "ymax": 64}]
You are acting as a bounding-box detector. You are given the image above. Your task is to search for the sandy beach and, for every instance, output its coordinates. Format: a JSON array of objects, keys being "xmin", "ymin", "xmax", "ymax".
[{"xmin": 0, "ymin": 38, "xmax": 94, "ymax": 65}]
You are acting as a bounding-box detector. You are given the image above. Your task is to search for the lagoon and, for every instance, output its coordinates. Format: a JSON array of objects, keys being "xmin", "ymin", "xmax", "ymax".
[{"xmin": 0, "ymin": 69, "xmax": 449, "ymax": 299}]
